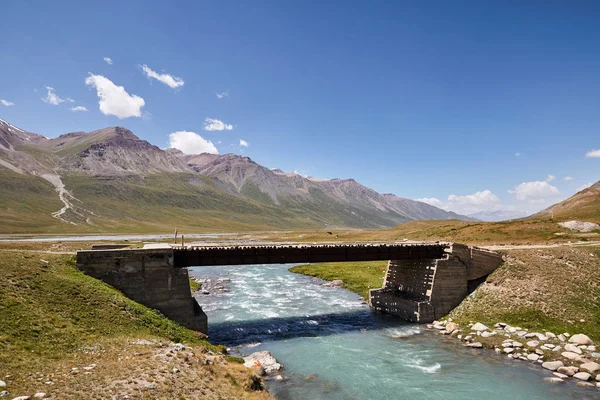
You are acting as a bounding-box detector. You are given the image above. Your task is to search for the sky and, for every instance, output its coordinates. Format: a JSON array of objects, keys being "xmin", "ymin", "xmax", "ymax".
[{"xmin": 1, "ymin": 0, "xmax": 599, "ymax": 217}]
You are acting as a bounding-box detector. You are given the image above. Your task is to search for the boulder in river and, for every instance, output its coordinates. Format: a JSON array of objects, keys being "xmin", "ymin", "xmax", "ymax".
[
  {"xmin": 322, "ymin": 280, "xmax": 344, "ymax": 287},
  {"xmin": 244, "ymin": 350, "xmax": 282, "ymax": 374},
  {"xmin": 541, "ymin": 361, "xmax": 564, "ymax": 371},
  {"xmin": 573, "ymin": 372, "xmax": 591, "ymax": 381},
  {"xmin": 580, "ymin": 362, "xmax": 600, "ymax": 374},
  {"xmin": 557, "ymin": 366, "xmax": 579, "ymax": 376}
]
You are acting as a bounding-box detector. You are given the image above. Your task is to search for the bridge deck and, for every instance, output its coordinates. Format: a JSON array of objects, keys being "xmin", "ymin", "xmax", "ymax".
[{"xmin": 172, "ymin": 242, "xmax": 450, "ymax": 267}]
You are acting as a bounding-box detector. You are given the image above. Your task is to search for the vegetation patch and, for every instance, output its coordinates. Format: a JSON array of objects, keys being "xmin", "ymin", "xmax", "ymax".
[{"xmin": 289, "ymin": 261, "xmax": 388, "ymax": 299}]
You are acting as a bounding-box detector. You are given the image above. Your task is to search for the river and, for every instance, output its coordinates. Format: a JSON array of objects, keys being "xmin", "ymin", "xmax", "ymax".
[{"xmin": 190, "ymin": 263, "xmax": 594, "ymax": 400}]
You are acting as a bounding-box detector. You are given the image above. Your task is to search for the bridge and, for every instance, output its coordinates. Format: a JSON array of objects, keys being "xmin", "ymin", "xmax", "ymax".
[{"xmin": 76, "ymin": 242, "xmax": 503, "ymax": 334}]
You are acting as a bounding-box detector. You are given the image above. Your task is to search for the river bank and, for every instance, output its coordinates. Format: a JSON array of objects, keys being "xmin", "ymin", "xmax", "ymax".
[{"xmin": 0, "ymin": 250, "xmax": 271, "ymax": 399}]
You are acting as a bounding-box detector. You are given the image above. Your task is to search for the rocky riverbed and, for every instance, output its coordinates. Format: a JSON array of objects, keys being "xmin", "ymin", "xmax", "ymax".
[{"xmin": 429, "ymin": 319, "xmax": 600, "ymax": 390}]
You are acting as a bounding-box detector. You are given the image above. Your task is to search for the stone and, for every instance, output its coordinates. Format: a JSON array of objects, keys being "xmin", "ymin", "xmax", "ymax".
[
  {"xmin": 512, "ymin": 341, "xmax": 523, "ymax": 348},
  {"xmin": 508, "ymin": 327, "xmax": 517, "ymax": 333},
  {"xmin": 445, "ymin": 322, "xmax": 458, "ymax": 333},
  {"xmin": 587, "ymin": 345, "xmax": 596, "ymax": 352},
  {"xmin": 543, "ymin": 377, "xmax": 564, "ymax": 384},
  {"xmin": 573, "ymin": 372, "xmax": 591, "ymax": 381},
  {"xmin": 322, "ymin": 279, "xmax": 344, "ymax": 287},
  {"xmin": 481, "ymin": 331, "xmax": 495, "ymax": 338},
  {"xmin": 545, "ymin": 332, "xmax": 556, "ymax": 338},
  {"xmin": 502, "ymin": 342, "xmax": 513, "ymax": 347},
  {"xmin": 464, "ymin": 335, "xmax": 473, "ymax": 341},
  {"xmin": 527, "ymin": 340, "xmax": 540, "ymax": 348},
  {"xmin": 433, "ymin": 324, "xmax": 446, "ymax": 330},
  {"xmin": 553, "ymin": 372, "xmax": 568, "ymax": 379},
  {"xmin": 11, "ymin": 397, "xmax": 30, "ymax": 400},
  {"xmin": 569, "ymin": 334, "xmax": 592, "ymax": 345},
  {"xmin": 552, "ymin": 346, "xmax": 562, "ymax": 352},
  {"xmin": 535, "ymin": 349, "xmax": 544, "ymax": 356},
  {"xmin": 542, "ymin": 361, "xmax": 564, "ymax": 371},
  {"xmin": 564, "ymin": 333, "xmax": 571, "ymax": 337},
  {"xmin": 33, "ymin": 394, "xmax": 47, "ymax": 399},
  {"xmin": 557, "ymin": 334, "xmax": 566, "ymax": 342},
  {"xmin": 0, "ymin": 391, "xmax": 8, "ymax": 397},
  {"xmin": 545, "ymin": 343, "xmax": 555, "ymax": 349},
  {"xmin": 580, "ymin": 362, "xmax": 600, "ymax": 374},
  {"xmin": 471, "ymin": 323, "xmax": 489, "ymax": 331},
  {"xmin": 561, "ymin": 351, "xmax": 583, "ymax": 361},
  {"xmin": 134, "ymin": 339, "xmax": 154, "ymax": 345},
  {"xmin": 557, "ymin": 366, "xmax": 579, "ymax": 376},
  {"xmin": 467, "ymin": 342, "xmax": 483, "ymax": 348},
  {"xmin": 171, "ymin": 343, "xmax": 185, "ymax": 351},
  {"xmin": 244, "ymin": 350, "xmax": 281, "ymax": 374},
  {"xmin": 504, "ymin": 347, "xmax": 514, "ymax": 354},
  {"xmin": 565, "ymin": 343, "xmax": 582, "ymax": 354},
  {"xmin": 516, "ymin": 331, "xmax": 528, "ymax": 338},
  {"xmin": 576, "ymin": 382, "xmax": 595, "ymax": 388},
  {"xmin": 527, "ymin": 354, "xmax": 540, "ymax": 361}
]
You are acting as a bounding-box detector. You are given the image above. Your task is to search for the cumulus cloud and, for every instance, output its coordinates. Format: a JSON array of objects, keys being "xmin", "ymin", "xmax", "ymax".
[
  {"xmin": 417, "ymin": 190, "xmax": 502, "ymax": 214},
  {"xmin": 216, "ymin": 91, "xmax": 229, "ymax": 99},
  {"xmin": 564, "ymin": 176, "xmax": 573, "ymax": 181},
  {"xmin": 239, "ymin": 139, "xmax": 249, "ymax": 147},
  {"xmin": 204, "ymin": 118, "xmax": 233, "ymax": 131},
  {"xmin": 103, "ymin": 57, "xmax": 113, "ymax": 65},
  {"xmin": 510, "ymin": 181, "xmax": 560, "ymax": 201},
  {"xmin": 546, "ymin": 174, "xmax": 556, "ymax": 182},
  {"xmin": 41, "ymin": 86, "xmax": 68, "ymax": 105},
  {"xmin": 415, "ymin": 197, "xmax": 444, "ymax": 208},
  {"xmin": 141, "ymin": 64, "xmax": 184, "ymax": 88},
  {"xmin": 1, "ymin": 99, "xmax": 14, "ymax": 106},
  {"xmin": 168, "ymin": 131, "xmax": 218, "ymax": 155},
  {"xmin": 85, "ymin": 74, "xmax": 145, "ymax": 119},
  {"xmin": 70, "ymin": 106, "xmax": 88, "ymax": 112},
  {"xmin": 585, "ymin": 149, "xmax": 600, "ymax": 158}
]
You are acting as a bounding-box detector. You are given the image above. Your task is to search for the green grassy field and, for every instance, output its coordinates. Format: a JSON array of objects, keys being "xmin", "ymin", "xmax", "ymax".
[{"xmin": 289, "ymin": 261, "xmax": 388, "ymax": 300}]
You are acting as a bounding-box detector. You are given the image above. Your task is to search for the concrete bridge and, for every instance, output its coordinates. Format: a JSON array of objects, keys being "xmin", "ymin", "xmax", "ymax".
[{"xmin": 76, "ymin": 242, "xmax": 503, "ymax": 334}]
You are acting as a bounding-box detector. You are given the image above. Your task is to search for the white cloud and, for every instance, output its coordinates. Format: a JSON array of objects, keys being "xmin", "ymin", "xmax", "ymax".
[
  {"xmin": 216, "ymin": 91, "xmax": 229, "ymax": 99},
  {"xmin": 41, "ymin": 86, "xmax": 68, "ymax": 105},
  {"xmin": 168, "ymin": 131, "xmax": 218, "ymax": 155},
  {"xmin": 447, "ymin": 190, "xmax": 501, "ymax": 214},
  {"xmin": 510, "ymin": 181, "xmax": 560, "ymax": 201},
  {"xmin": 585, "ymin": 149, "xmax": 600, "ymax": 158},
  {"xmin": 515, "ymin": 152, "xmax": 521, "ymax": 157},
  {"xmin": 141, "ymin": 64, "xmax": 184, "ymax": 88},
  {"xmin": 546, "ymin": 174, "xmax": 556, "ymax": 182},
  {"xmin": 239, "ymin": 139, "xmax": 249, "ymax": 147},
  {"xmin": 1, "ymin": 99, "xmax": 14, "ymax": 106},
  {"xmin": 577, "ymin": 182, "xmax": 593, "ymax": 191},
  {"xmin": 103, "ymin": 57, "xmax": 113, "ymax": 65},
  {"xmin": 415, "ymin": 197, "xmax": 444, "ymax": 208},
  {"xmin": 70, "ymin": 106, "xmax": 88, "ymax": 112},
  {"xmin": 204, "ymin": 118, "xmax": 233, "ymax": 131},
  {"xmin": 564, "ymin": 176, "xmax": 573, "ymax": 181},
  {"xmin": 85, "ymin": 73, "xmax": 145, "ymax": 119}
]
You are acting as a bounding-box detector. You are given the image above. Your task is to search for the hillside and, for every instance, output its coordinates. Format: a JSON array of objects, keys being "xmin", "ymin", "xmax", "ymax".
[
  {"xmin": 0, "ymin": 119, "xmax": 471, "ymax": 234},
  {"xmin": 533, "ymin": 181, "xmax": 600, "ymax": 223},
  {"xmin": 0, "ymin": 249, "xmax": 270, "ymax": 399}
]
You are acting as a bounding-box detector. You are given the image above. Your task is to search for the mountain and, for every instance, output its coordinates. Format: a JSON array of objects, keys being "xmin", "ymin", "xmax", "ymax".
[
  {"xmin": 0, "ymin": 119, "xmax": 473, "ymax": 234},
  {"xmin": 533, "ymin": 181, "xmax": 600, "ymax": 222},
  {"xmin": 468, "ymin": 209, "xmax": 530, "ymax": 222}
]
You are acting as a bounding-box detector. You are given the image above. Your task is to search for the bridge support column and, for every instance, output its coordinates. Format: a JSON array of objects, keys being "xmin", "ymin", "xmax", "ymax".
[
  {"xmin": 369, "ymin": 244, "xmax": 502, "ymax": 323},
  {"xmin": 76, "ymin": 249, "xmax": 208, "ymax": 334}
]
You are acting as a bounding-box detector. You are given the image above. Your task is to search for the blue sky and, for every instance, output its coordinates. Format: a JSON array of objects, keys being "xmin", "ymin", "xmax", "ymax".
[{"xmin": 1, "ymin": 0, "xmax": 599, "ymax": 217}]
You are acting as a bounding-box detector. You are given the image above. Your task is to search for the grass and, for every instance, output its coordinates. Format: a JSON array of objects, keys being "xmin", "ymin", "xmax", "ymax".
[
  {"xmin": 289, "ymin": 261, "xmax": 388, "ymax": 299},
  {"xmin": 0, "ymin": 249, "xmax": 271, "ymax": 399},
  {"xmin": 189, "ymin": 277, "xmax": 202, "ymax": 292}
]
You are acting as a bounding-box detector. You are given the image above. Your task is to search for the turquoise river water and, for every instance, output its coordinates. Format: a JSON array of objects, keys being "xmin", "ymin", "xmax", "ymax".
[{"xmin": 190, "ymin": 264, "xmax": 594, "ymax": 400}]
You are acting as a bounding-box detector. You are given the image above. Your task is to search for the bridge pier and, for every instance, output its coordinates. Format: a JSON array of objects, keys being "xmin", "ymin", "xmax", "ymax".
[
  {"xmin": 369, "ymin": 244, "xmax": 502, "ymax": 322},
  {"xmin": 76, "ymin": 248, "xmax": 208, "ymax": 333}
]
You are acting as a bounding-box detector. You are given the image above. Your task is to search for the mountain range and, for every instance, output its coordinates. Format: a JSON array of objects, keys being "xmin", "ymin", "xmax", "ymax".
[{"xmin": 0, "ymin": 119, "xmax": 472, "ymax": 234}]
